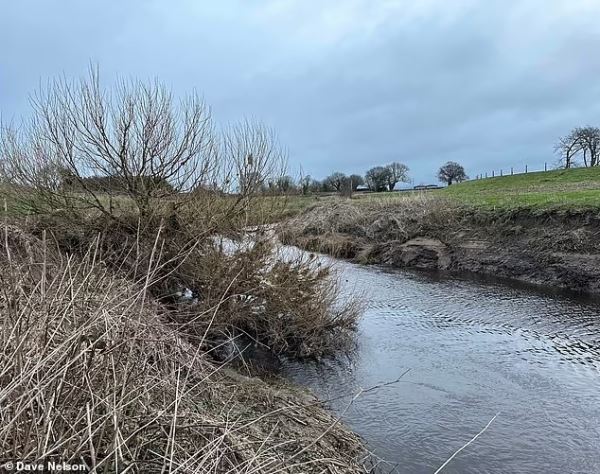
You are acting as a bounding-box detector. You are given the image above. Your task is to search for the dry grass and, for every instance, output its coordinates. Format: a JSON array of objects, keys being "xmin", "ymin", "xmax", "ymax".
[
  {"xmin": 279, "ymin": 195, "xmax": 463, "ymax": 258},
  {"xmin": 25, "ymin": 212, "xmax": 360, "ymax": 361},
  {"xmin": 279, "ymin": 193, "xmax": 600, "ymax": 295},
  {"xmin": 0, "ymin": 224, "xmax": 367, "ymax": 473}
]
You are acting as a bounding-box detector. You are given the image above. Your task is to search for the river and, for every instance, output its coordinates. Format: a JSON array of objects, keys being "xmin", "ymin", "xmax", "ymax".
[{"xmin": 282, "ymin": 250, "xmax": 600, "ymax": 473}]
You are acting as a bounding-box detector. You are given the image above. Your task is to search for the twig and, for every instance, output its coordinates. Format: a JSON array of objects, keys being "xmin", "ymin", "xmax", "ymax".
[{"xmin": 433, "ymin": 412, "xmax": 500, "ymax": 474}]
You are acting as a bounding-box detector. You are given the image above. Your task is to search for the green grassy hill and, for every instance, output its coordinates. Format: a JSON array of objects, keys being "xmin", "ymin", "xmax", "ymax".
[
  {"xmin": 253, "ymin": 167, "xmax": 600, "ymax": 218},
  {"xmin": 442, "ymin": 167, "xmax": 600, "ymax": 210}
]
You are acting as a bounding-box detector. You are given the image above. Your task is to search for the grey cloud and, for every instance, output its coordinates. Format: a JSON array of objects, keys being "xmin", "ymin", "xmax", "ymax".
[{"xmin": 2, "ymin": 1, "xmax": 600, "ymax": 184}]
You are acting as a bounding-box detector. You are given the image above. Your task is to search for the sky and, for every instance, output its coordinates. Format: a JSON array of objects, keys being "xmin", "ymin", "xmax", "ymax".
[{"xmin": 2, "ymin": 0, "xmax": 600, "ymax": 185}]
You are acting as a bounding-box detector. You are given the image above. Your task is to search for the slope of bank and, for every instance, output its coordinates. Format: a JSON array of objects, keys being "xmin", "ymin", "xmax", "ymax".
[{"xmin": 280, "ymin": 197, "xmax": 600, "ymax": 294}]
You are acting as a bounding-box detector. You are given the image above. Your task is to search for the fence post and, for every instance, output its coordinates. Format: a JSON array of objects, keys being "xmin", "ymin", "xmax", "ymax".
[
  {"xmin": 500, "ymin": 169, "xmax": 503, "ymax": 177},
  {"xmin": 545, "ymin": 162, "xmax": 547, "ymax": 172},
  {"xmin": 525, "ymin": 165, "xmax": 528, "ymax": 173},
  {"xmin": 511, "ymin": 167, "xmax": 514, "ymax": 175},
  {"xmin": 492, "ymin": 170, "xmax": 495, "ymax": 177}
]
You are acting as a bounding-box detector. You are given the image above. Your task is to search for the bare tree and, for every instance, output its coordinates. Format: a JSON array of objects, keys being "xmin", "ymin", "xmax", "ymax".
[
  {"xmin": 223, "ymin": 120, "xmax": 287, "ymax": 198},
  {"xmin": 325, "ymin": 172, "xmax": 347, "ymax": 193},
  {"xmin": 1, "ymin": 67, "xmax": 219, "ymax": 219},
  {"xmin": 385, "ymin": 162, "xmax": 410, "ymax": 191},
  {"xmin": 556, "ymin": 126, "xmax": 600, "ymax": 168},
  {"xmin": 575, "ymin": 126, "xmax": 600, "ymax": 167},
  {"xmin": 220, "ymin": 120, "xmax": 287, "ymax": 226},
  {"xmin": 438, "ymin": 161, "xmax": 467, "ymax": 186},
  {"xmin": 297, "ymin": 166, "xmax": 315, "ymax": 195},
  {"xmin": 365, "ymin": 166, "xmax": 391, "ymax": 192},
  {"xmin": 276, "ymin": 175, "xmax": 295, "ymax": 194},
  {"xmin": 348, "ymin": 174, "xmax": 365, "ymax": 191},
  {"xmin": 308, "ymin": 179, "xmax": 322, "ymax": 193},
  {"xmin": 298, "ymin": 174, "xmax": 322, "ymax": 195},
  {"xmin": 298, "ymin": 175, "xmax": 312, "ymax": 195},
  {"xmin": 555, "ymin": 132, "xmax": 581, "ymax": 169}
]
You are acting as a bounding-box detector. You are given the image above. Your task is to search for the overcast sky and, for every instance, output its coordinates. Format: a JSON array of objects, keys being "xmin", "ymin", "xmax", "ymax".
[{"xmin": 2, "ymin": 1, "xmax": 600, "ymax": 184}]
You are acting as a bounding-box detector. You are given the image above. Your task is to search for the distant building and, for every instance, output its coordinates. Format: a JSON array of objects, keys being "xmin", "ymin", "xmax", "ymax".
[
  {"xmin": 413, "ymin": 184, "xmax": 442, "ymax": 190},
  {"xmin": 355, "ymin": 184, "xmax": 370, "ymax": 192}
]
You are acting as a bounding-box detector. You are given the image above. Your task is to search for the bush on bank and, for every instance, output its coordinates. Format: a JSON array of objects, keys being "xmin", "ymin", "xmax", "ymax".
[{"xmin": 0, "ymin": 225, "xmax": 365, "ymax": 472}]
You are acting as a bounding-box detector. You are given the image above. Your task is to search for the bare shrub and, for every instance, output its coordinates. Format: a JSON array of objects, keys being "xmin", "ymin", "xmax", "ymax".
[
  {"xmin": 1, "ymin": 68, "xmax": 218, "ymax": 219},
  {"xmin": 0, "ymin": 68, "xmax": 288, "ymax": 228},
  {"xmin": 220, "ymin": 120, "xmax": 287, "ymax": 227},
  {"xmin": 38, "ymin": 214, "xmax": 359, "ymax": 359},
  {"xmin": 176, "ymin": 236, "xmax": 360, "ymax": 358},
  {"xmin": 223, "ymin": 120, "xmax": 286, "ymax": 196}
]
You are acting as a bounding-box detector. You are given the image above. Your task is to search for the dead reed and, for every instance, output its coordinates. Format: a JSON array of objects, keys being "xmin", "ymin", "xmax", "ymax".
[
  {"xmin": 0, "ymin": 221, "xmax": 366, "ymax": 473},
  {"xmin": 279, "ymin": 195, "xmax": 463, "ymax": 258}
]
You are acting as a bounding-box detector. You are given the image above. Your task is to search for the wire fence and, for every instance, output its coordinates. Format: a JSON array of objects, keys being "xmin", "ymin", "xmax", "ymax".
[{"xmin": 472, "ymin": 162, "xmax": 555, "ymax": 181}]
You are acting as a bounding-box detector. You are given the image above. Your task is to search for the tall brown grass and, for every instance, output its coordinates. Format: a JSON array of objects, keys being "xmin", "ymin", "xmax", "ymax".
[
  {"xmin": 0, "ymin": 223, "xmax": 366, "ymax": 473},
  {"xmin": 26, "ymin": 211, "xmax": 360, "ymax": 361},
  {"xmin": 279, "ymin": 195, "xmax": 462, "ymax": 259}
]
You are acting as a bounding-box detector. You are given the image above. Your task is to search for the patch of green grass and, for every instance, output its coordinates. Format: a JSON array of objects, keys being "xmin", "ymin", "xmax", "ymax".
[
  {"xmin": 441, "ymin": 167, "xmax": 600, "ymax": 210},
  {"xmin": 336, "ymin": 167, "xmax": 600, "ymax": 211}
]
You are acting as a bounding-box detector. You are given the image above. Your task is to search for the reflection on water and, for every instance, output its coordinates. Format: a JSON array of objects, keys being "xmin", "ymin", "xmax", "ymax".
[{"xmin": 283, "ymin": 254, "xmax": 600, "ymax": 474}]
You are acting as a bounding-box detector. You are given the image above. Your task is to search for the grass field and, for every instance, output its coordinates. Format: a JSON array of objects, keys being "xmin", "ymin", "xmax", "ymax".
[
  {"xmin": 441, "ymin": 166, "xmax": 600, "ymax": 210},
  {"xmin": 279, "ymin": 167, "xmax": 600, "ymax": 215},
  {"xmin": 315, "ymin": 167, "xmax": 600, "ymax": 211},
  {"xmin": 6, "ymin": 167, "xmax": 600, "ymax": 222}
]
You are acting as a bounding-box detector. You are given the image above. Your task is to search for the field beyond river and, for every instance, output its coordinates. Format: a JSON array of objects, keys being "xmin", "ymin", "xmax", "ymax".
[{"xmin": 279, "ymin": 167, "xmax": 600, "ymax": 295}]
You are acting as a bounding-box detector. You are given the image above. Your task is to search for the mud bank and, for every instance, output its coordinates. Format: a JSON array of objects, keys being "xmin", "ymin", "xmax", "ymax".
[{"xmin": 280, "ymin": 199, "xmax": 600, "ymax": 294}]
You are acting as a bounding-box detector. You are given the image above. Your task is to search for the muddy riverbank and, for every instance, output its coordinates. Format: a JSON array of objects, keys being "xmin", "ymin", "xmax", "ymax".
[{"xmin": 280, "ymin": 198, "xmax": 600, "ymax": 294}]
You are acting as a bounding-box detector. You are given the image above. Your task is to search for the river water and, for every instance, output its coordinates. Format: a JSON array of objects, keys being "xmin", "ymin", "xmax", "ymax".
[{"xmin": 282, "ymin": 252, "xmax": 600, "ymax": 473}]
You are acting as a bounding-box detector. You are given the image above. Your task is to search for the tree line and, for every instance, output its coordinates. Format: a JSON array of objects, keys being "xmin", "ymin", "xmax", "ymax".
[
  {"xmin": 0, "ymin": 66, "xmax": 469, "ymax": 209},
  {"xmin": 261, "ymin": 160, "xmax": 468, "ymax": 195},
  {"xmin": 257, "ymin": 162, "xmax": 410, "ymax": 196}
]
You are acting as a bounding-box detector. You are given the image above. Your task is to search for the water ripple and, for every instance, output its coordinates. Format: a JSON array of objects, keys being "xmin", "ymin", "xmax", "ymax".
[{"xmin": 283, "ymin": 254, "xmax": 600, "ymax": 473}]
